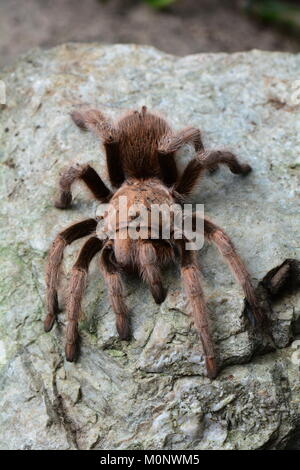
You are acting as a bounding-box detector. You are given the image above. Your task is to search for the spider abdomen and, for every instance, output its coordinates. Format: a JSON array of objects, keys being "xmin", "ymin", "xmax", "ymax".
[{"xmin": 117, "ymin": 109, "xmax": 171, "ymax": 179}]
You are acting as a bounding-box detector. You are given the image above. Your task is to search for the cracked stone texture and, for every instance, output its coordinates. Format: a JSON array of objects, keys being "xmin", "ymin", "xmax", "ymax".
[{"xmin": 0, "ymin": 43, "xmax": 300, "ymax": 450}]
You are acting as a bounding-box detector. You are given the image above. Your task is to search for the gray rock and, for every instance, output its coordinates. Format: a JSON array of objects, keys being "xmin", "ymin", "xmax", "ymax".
[{"xmin": 0, "ymin": 43, "xmax": 300, "ymax": 450}]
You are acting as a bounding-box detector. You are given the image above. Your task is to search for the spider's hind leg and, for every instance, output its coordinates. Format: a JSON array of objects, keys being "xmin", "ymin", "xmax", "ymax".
[
  {"xmin": 174, "ymin": 150, "xmax": 252, "ymax": 198},
  {"xmin": 55, "ymin": 164, "xmax": 111, "ymax": 209},
  {"xmin": 159, "ymin": 127, "xmax": 204, "ymax": 155},
  {"xmin": 198, "ymin": 150, "xmax": 252, "ymax": 176},
  {"xmin": 45, "ymin": 218, "xmax": 98, "ymax": 333},
  {"xmin": 158, "ymin": 127, "xmax": 204, "ymax": 187},
  {"xmin": 71, "ymin": 108, "xmax": 125, "ymax": 188}
]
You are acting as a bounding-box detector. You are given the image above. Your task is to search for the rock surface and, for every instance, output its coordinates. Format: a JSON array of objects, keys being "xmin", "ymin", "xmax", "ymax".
[{"xmin": 0, "ymin": 43, "xmax": 300, "ymax": 450}]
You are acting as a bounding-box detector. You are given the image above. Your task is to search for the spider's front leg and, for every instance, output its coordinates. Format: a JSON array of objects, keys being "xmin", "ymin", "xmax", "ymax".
[
  {"xmin": 55, "ymin": 163, "xmax": 111, "ymax": 209},
  {"xmin": 137, "ymin": 240, "xmax": 166, "ymax": 304},
  {"xmin": 100, "ymin": 241, "xmax": 130, "ymax": 340},
  {"xmin": 65, "ymin": 236, "xmax": 103, "ymax": 361},
  {"xmin": 45, "ymin": 218, "xmax": 98, "ymax": 332},
  {"xmin": 203, "ymin": 217, "xmax": 267, "ymax": 326},
  {"xmin": 179, "ymin": 243, "xmax": 218, "ymax": 379}
]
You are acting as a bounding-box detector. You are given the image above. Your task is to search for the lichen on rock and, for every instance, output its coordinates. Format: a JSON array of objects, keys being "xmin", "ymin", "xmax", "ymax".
[{"xmin": 0, "ymin": 43, "xmax": 300, "ymax": 449}]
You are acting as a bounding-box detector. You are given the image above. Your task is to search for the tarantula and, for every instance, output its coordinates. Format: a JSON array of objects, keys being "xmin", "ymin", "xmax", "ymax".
[{"xmin": 44, "ymin": 105, "xmax": 266, "ymax": 379}]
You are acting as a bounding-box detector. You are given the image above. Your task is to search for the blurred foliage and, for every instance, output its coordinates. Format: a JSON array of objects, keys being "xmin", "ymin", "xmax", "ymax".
[
  {"xmin": 244, "ymin": 0, "xmax": 300, "ymax": 37},
  {"xmin": 144, "ymin": 0, "xmax": 177, "ymax": 8},
  {"xmin": 98, "ymin": 0, "xmax": 177, "ymax": 8}
]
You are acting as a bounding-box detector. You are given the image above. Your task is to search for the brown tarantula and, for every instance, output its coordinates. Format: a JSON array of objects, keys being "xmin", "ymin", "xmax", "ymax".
[{"xmin": 44, "ymin": 106, "xmax": 266, "ymax": 379}]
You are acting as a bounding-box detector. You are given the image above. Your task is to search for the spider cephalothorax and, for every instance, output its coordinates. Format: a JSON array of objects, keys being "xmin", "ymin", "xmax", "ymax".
[{"xmin": 45, "ymin": 105, "xmax": 266, "ymax": 379}]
